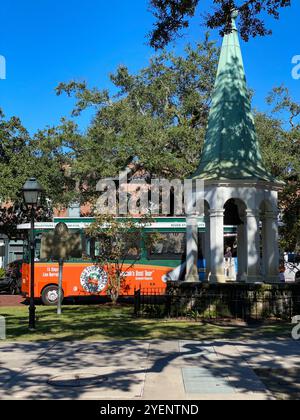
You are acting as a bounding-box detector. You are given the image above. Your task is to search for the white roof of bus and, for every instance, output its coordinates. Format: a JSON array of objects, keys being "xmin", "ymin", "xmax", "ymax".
[{"xmin": 17, "ymin": 219, "xmax": 207, "ymax": 230}]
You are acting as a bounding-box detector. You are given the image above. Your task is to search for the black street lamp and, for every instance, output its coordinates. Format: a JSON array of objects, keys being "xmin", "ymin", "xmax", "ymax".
[{"xmin": 22, "ymin": 177, "xmax": 44, "ymax": 331}]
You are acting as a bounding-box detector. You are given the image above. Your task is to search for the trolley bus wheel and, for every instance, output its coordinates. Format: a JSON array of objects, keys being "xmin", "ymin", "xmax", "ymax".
[{"xmin": 41, "ymin": 285, "xmax": 64, "ymax": 306}]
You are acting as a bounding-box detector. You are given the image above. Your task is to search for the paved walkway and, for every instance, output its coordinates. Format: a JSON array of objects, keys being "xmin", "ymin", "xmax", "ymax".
[
  {"xmin": 0, "ymin": 295, "xmax": 25, "ymax": 307},
  {"xmin": 1, "ymin": 338, "xmax": 300, "ymax": 400}
]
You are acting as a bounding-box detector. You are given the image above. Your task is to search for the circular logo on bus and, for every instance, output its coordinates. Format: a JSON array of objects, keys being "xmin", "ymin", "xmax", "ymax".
[{"xmin": 80, "ymin": 266, "xmax": 108, "ymax": 294}]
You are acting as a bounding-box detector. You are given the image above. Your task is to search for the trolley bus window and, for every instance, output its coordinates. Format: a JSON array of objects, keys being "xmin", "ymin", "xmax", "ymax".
[
  {"xmin": 22, "ymin": 234, "xmax": 44, "ymax": 262},
  {"xmin": 37, "ymin": 231, "xmax": 83, "ymax": 261},
  {"xmin": 67, "ymin": 232, "xmax": 82, "ymax": 259},
  {"xmin": 87, "ymin": 235, "xmax": 141, "ymax": 260},
  {"xmin": 147, "ymin": 232, "xmax": 186, "ymax": 260},
  {"xmin": 126, "ymin": 236, "xmax": 141, "ymax": 259}
]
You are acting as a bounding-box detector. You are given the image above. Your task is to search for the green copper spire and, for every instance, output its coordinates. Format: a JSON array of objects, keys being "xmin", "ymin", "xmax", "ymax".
[{"xmin": 193, "ymin": 12, "xmax": 275, "ymax": 182}]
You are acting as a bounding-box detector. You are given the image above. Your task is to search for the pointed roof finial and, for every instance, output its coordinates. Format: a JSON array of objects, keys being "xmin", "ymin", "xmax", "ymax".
[
  {"xmin": 193, "ymin": 7, "xmax": 275, "ymax": 182},
  {"xmin": 230, "ymin": 9, "xmax": 238, "ymax": 31},
  {"xmin": 231, "ymin": 9, "xmax": 239, "ymax": 20}
]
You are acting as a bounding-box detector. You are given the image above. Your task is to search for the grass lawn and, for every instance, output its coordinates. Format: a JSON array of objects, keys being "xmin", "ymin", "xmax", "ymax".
[{"xmin": 0, "ymin": 304, "xmax": 293, "ymax": 342}]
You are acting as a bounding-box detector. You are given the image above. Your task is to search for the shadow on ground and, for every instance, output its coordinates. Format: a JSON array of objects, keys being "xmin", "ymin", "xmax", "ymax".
[{"xmin": 1, "ymin": 337, "xmax": 300, "ymax": 399}]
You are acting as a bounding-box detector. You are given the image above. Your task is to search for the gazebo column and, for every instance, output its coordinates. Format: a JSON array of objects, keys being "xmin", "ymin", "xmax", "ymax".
[
  {"xmin": 204, "ymin": 214, "xmax": 211, "ymax": 281},
  {"xmin": 185, "ymin": 215, "xmax": 199, "ymax": 282},
  {"xmin": 246, "ymin": 209, "xmax": 262, "ymax": 283},
  {"xmin": 263, "ymin": 211, "xmax": 280, "ymax": 283},
  {"xmin": 237, "ymin": 223, "xmax": 247, "ymax": 282},
  {"xmin": 209, "ymin": 209, "xmax": 226, "ymax": 283}
]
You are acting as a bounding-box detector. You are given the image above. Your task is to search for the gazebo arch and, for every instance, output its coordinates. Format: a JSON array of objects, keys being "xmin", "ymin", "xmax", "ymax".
[{"xmin": 224, "ymin": 198, "xmax": 247, "ymax": 282}]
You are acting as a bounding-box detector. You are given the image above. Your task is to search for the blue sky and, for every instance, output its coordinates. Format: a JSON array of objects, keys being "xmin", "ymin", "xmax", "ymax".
[{"xmin": 0, "ymin": 0, "xmax": 299, "ymax": 134}]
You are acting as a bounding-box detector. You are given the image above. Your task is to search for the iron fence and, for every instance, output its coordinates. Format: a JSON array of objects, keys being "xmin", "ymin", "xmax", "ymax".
[{"xmin": 134, "ymin": 289, "xmax": 300, "ymax": 322}]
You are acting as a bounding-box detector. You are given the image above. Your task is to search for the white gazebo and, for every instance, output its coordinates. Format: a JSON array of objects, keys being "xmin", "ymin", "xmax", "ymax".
[{"xmin": 186, "ymin": 12, "xmax": 283, "ymax": 284}]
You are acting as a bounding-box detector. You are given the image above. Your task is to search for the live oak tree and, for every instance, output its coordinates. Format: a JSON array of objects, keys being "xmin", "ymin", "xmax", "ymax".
[
  {"xmin": 0, "ymin": 111, "xmax": 79, "ymax": 237},
  {"xmin": 56, "ymin": 36, "xmax": 219, "ymax": 193},
  {"xmin": 0, "ymin": 111, "xmax": 32, "ymax": 202},
  {"xmin": 264, "ymin": 86, "xmax": 300, "ymax": 253},
  {"xmin": 0, "ymin": 110, "xmax": 34, "ymax": 238},
  {"xmin": 149, "ymin": 0, "xmax": 292, "ymax": 49},
  {"xmin": 31, "ymin": 119, "xmax": 84, "ymax": 209},
  {"xmin": 252, "ymin": 86, "xmax": 300, "ymax": 253}
]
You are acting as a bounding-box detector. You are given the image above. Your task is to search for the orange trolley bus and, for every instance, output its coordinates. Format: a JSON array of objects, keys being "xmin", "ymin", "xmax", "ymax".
[{"xmin": 19, "ymin": 217, "xmax": 237, "ymax": 305}]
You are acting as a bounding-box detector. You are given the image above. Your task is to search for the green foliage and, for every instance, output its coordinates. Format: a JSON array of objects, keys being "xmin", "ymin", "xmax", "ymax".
[
  {"xmin": 31, "ymin": 119, "xmax": 83, "ymax": 208},
  {"xmin": 280, "ymin": 181, "xmax": 300, "ymax": 253},
  {"xmin": 1, "ymin": 39, "xmax": 219, "ymax": 235},
  {"xmin": 57, "ymin": 37, "xmax": 219, "ymax": 188},
  {"xmin": 0, "ymin": 111, "xmax": 81, "ymax": 236},
  {"xmin": 261, "ymin": 86, "xmax": 300, "ymax": 252},
  {"xmin": 0, "ymin": 111, "xmax": 37, "ymax": 237},
  {"xmin": 149, "ymin": 0, "xmax": 198, "ymax": 49},
  {"xmin": 149, "ymin": 0, "xmax": 292, "ymax": 49},
  {"xmin": 139, "ymin": 304, "xmax": 166, "ymax": 318},
  {"xmin": 86, "ymin": 214, "xmax": 159, "ymax": 304},
  {"xmin": 0, "ymin": 110, "xmax": 32, "ymax": 201}
]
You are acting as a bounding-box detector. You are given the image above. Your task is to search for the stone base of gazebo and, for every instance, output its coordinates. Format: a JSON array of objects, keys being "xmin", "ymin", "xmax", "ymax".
[{"xmin": 166, "ymin": 282, "xmax": 299, "ymax": 320}]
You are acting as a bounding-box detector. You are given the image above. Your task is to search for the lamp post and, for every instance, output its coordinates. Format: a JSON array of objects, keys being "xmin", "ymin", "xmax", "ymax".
[{"xmin": 22, "ymin": 177, "xmax": 44, "ymax": 331}]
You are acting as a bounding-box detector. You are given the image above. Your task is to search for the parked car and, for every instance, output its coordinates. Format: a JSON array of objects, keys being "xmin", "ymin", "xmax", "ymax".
[
  {"xmin": 0, "ymin": 260, "xmax": 22, "ymax": 295},
  {"xmin": 0, "ymin": 276, "xmax": 20, "ymax": 295}
]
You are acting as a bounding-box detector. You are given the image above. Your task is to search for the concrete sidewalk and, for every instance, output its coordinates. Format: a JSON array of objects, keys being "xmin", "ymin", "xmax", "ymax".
[{"xmin": 1, "ymin": 338, "xmax": 300, "ymax": 400}]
